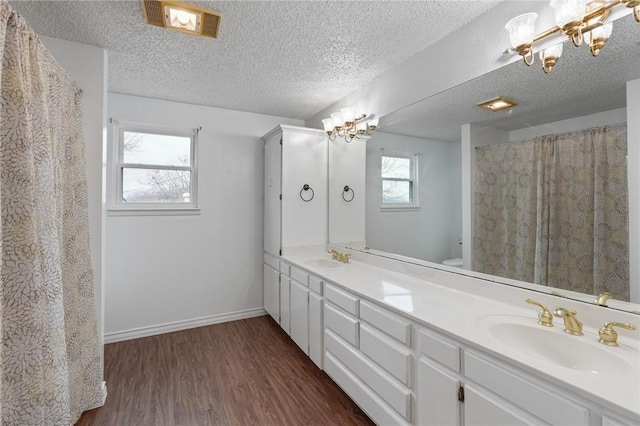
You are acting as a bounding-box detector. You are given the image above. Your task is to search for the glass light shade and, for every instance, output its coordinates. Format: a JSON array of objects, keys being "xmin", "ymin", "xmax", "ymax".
[
  {"xmin": 591, "ymin": 22, "xmax": 613, "ymax": 38},
  {"xmin": 539, "ymin": 42, "xmax": 563, "ymax": 60},
  {"xmin": 368, "ymin": 118, "xmax": 379, "ymax": 127},
  {"xmin": 322, "ymin": 118, "xmax": 334, "ymax": 131},
  {"xmin": 549, "ymin": 0, "xmax": 588, "ymax": 26},
  {"xmin": 356, "ymin": 122, "xmax": 367, "ymax": 131},
  {"xmin": 340, "ymin": 107, "xmax": 355, "ymax": 122},
  {"xmin": 505, "ymin": 13, "xmax": 538, "ymax": 47},
  {"xmin": 331, "ymin": 112, "xmax": 344, "ymax": 127}
]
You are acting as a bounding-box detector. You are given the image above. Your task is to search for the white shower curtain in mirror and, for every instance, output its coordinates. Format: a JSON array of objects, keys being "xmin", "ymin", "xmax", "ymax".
[
  {"xmin": 473, "ymin": 123, "xmax": 628, "ymax": 300},
  {"xmin": 0, "ymin": 1, "xmax": 103, "ymax": 424}
]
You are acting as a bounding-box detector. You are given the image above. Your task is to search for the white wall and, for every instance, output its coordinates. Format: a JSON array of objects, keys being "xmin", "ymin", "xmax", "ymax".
[
  {"xmin": 105, "ymin": 94, "xmax": 302, "ymax": 341},
  {"xmin": 329, "ymin": 136, "xmax": 367, "ymax": 245},
  {"xmin": 40, "ymin": 36, "xmax": 108, "ymax": 370},
  {"xmin": 509, "ymin": 108, "xmax": 627, "ymax": 140},
  {"xmin": 449, "ymin": 141, "xmax": 463, "ymax": 259},
  {"xmin": 365, "ymin": 132, "xmax": 455, "ymax": 263}
]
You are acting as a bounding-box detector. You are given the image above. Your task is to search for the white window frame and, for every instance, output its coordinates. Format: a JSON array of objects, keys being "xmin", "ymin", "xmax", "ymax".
[
  {"xmin": 108, "ymin": 120, "xmax": 200, "ymax": 216},
  {"xmin": 380, "ymin": 152, "xmax": 419, "ymax": 211}
]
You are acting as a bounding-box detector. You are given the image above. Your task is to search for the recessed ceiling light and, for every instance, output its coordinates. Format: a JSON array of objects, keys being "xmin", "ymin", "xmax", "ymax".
[
  {"xmin": 141, "ymin": 0, "xmax": 221, "ymax": 38},
  {"xmin": 477, "ymin": 96, "xmax": 518, "ymax": 112}
]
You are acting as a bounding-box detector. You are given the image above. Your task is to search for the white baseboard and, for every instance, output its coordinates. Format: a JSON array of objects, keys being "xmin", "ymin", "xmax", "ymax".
[{"xmin": 104, "ymin": 308, "xmax": 267, "ymax": 344}]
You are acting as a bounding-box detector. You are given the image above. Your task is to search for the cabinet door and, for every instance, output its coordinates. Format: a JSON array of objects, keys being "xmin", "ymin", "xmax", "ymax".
[
  {"xmin": 464, "ymin": 383, "xmax": 541, "ymax": 426},
  {"xmin": 264, "ymin": 131, "xmax": 281, "ymax": 256},
  {"xmin": 280, "ymin": 277, "xmax": 291, "ymax": 335},
  {"xmin": 290, "ymin": 279, "xmax": 309, "ymax": 354},
  {"xmin": 263, "ymin": 263, "xmax": 280, "ymax": 322},
  {"xmin": 309, "ymin": 291, "xmax": 323, "ymax": 368},
  {"xmin": 419, "ymin": 358, "xmax": 460, "ymax": 426}
]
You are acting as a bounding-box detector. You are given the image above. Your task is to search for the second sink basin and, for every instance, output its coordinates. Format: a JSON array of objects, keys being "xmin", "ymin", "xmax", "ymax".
[{"xmin": 479, "ymin": 315, "xmax": 637, "ymax": 377}]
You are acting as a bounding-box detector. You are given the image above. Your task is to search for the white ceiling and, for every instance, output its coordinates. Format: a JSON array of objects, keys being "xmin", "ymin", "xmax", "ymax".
[{"xmin": 10, "ymin": 0, "xmax": 501, "ymax": 120}]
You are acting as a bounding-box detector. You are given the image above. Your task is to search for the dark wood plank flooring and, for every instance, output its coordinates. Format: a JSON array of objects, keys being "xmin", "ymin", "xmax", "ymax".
[{"xmin": 76, "ymin": 316, "xmax": 374, "ymax": 425}]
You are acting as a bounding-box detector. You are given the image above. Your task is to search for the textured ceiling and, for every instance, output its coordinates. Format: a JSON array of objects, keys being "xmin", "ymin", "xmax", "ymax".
[
  {"xmin": 379, "ymin": 13, "xmax": 640, "ymax": 141},
  {"xmin": 10, "ymin": 0, "xmax": 501, "ymax": 119}
]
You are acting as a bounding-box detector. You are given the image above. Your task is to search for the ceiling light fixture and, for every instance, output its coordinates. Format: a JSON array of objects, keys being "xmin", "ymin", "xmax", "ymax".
[
  {"xmin": 321, "ymin": 108, "xmax": 378, "ymax": 142},
  {"xmin": 477, "ymin": 97, "xmax": 518, "ymax": 112},
  {"xmin": 504, "ymin": 0, "xmax": 638, "ymax": 74},
  {"xmin": 141, "ymin": 0, "xmax": 221, "ymax": 38}
]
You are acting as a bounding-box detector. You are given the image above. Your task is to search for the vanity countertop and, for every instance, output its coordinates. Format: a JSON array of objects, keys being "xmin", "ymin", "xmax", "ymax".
[{"xmin": 280, "ymin": 245, "xmax": 640, "ymax": 420}]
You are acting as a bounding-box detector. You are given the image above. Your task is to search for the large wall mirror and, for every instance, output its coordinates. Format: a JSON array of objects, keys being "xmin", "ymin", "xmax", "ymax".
[{"xmin": 329, "ymin": 13, "xmax": 639, "ymax": 313}]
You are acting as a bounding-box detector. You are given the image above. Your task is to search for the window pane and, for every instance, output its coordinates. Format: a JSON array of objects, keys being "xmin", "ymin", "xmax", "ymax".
[
  {"xmin": 382, "ymin": 180, "xmax": 413, "ymax": 204},
  {"xmin": 123, "ymin": 131, "xmax": 191, "ymax": 166},
  {"xmin": 381, "ymin": 156, "xmax": 411, "ymax": 179},
  {"xmin": 122, "ymin": 168, "xmax": 191, "ymax": 203}
]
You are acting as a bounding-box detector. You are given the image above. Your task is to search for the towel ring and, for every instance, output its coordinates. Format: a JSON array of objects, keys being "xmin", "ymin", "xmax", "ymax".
[
  {"xmin": 342, "ymin": 185, "xmax": 355, "ymax": 202},
  {"xmin": 300, "ymin": 184, "xmax": 314, "ymax": 202}
]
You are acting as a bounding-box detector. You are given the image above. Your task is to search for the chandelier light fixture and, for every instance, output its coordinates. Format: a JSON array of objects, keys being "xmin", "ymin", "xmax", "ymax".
[
  {"xmin": 504, "ymin": 0, "xmax": 639, "ymax": 74},
  {"xmin": 321, "ymin": 108, "xmax": 378, "ymax": 142}
]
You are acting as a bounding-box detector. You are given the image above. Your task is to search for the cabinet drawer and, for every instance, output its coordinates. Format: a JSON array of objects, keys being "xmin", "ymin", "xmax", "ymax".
[
  {"xmin": 464, "ymin": 351, "xmax": 589, "ymax": 425},
  {"xmin": 326, "ymin": 330, "xmax": 412, "ymax": 421},
  {"xmin": 325, "ymin": 304, "xmax": 359, "ymax": 347},
  {"xmin": 324, "ymin": 353, "xmax": 410, "ymax": 426},
  {"xmin": 308, "ymin": 275, "xmax": 323, "ymax": 295},
  {"xmin": 419, "ymin": 329, "xmax": 460, "ymax": 372},
  {"xmin": 264, "ymin": 253, "xmax": 279, "ymax": 270},
  {"xmin": 290, "ymin": 266, "xmax": 308, "ymax": 287},
  {"xmin": 360, "ymin": 300, "xmax": 411, "ymax": 345},
  {"xmin": 360, "ymin": 324, "xmax": 412, "ymax": 386},
  {"xmin": 279, "ymin": 261, "xmax": 290, "ymax": 276},
  {"xmin": 325, "ymin": 283, "xmax": 359, "ymax": 316}
]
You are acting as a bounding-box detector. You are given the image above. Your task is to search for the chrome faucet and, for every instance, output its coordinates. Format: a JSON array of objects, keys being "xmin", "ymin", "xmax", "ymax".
[{"xmin": 553, "ymin": 308, "xmax": 583, "ymax": 335}]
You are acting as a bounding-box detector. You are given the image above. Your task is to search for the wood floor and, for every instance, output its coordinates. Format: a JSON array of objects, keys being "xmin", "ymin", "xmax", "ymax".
[{"xmin": 76, "ymin": 316, "xmax": 374, "ymax": 425}]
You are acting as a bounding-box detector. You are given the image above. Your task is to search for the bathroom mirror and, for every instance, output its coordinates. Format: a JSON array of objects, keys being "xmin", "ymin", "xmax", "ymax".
[{"xmin": 330, "ymin": 13, "xmax": 640, "ymax": 312}]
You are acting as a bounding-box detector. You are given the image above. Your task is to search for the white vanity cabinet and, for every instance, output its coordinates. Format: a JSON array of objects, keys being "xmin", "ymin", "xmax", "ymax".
[
  {"xmin": 279, "ymin": 261, "xmax": 291, "ymax": 335},
  {"xmin": 271, "ymin": 260, "xmax": 325, "ymax": 369},
  {"xmin": 417, "ymin": 327, "xmax": 462, "ymax": 426},
  {"xmin": 263, "ymin": 125, "xmax": 328, "ymax": 256},
  {"xmin": 263, "ymin": 253, "xmax": 280, "ymax": 322},
  {"xmin": 417, "ymin": 324, "xmax": 599, "ymax": 426},
  {"xmin": 323, "ymin": 283, "xmax": 414, "ymax": 425}
]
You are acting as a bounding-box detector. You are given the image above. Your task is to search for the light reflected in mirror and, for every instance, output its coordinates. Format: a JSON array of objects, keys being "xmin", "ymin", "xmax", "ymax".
[{"xmin": 330, "ymin": 13, "xmax": 640, "ymax": 313}]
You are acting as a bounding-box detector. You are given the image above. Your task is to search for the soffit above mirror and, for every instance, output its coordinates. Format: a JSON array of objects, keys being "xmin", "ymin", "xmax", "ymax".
[{"xmin": 379, "ymin": 14, "xmax": 640, "ymax": 142}]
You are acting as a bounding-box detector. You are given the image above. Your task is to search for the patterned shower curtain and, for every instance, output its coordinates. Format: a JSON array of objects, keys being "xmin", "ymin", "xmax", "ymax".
[
  {"xmin": 473, "ymin": 123, "xmax": 629, "ymax": 300},
  {"xmin": 0, "ymin": 1, "xmax": 104, "ymax": 424}
]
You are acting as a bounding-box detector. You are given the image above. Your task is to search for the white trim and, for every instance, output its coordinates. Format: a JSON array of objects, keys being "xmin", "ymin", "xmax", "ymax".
[
  {"xmin": 380, "ymin": 206, "xmax": 421, "ymax": 212},
  {"xmin": 104, "ymin": 308, "xmax": 267, "ymax": 343},
  {"xmin": 107, "ymin": 207, "xmax": 201, "ymax": 216}
]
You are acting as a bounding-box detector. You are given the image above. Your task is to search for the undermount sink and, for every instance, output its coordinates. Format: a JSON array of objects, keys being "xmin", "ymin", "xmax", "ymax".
[
  {"xmin": 304, "ymin": 258, "xmax": 342, "ymax": 268},
  {"xmin": 478, "ymin": 315, "xmax": 637, "ymax": 377}
]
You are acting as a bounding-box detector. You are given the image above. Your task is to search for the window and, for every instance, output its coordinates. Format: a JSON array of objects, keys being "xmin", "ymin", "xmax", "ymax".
[
  {"xmin": 111, "ymin": 122, "xmax": 199, "ymax": 214},
  {"xmin": 381, "ymin": 153, "xmax": 418, "ymax": 210}
]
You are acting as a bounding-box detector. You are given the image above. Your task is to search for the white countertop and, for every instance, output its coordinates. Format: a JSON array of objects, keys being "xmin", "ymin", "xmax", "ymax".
[{"xmin": 280, "ymin": 245, "xmax": 640, "ymax": 421}]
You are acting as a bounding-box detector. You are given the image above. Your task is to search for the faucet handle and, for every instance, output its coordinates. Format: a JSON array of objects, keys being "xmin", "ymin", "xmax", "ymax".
[
  {"xmin": 594, "ymin": 292, "xmax": 612, "ymax": 306},
  {"xmin": 525, "ymin": 298, "xmax": 553, "ymax": 327},
  {"xmin": 598, "ymin": 322, "xmax": 636, "ymax": 347}
]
